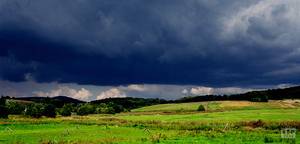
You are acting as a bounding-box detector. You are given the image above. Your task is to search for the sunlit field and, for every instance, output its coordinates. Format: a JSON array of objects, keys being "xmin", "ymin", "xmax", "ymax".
[{"xmin": 1, "ymin": 100, "xmax": 299, "ymax": 144}]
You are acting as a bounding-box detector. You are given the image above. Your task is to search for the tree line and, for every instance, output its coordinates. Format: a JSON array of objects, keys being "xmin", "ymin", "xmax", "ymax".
[
  {"xmin": 0, "ymin": 97, "xmax": 164, "ymax": 118},
  {"xmin": 174, "ymin": 86, "xmax": 300, "ymax": 103}
]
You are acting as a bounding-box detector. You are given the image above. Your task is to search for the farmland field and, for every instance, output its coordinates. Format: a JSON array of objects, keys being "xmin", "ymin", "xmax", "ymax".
[{"xmin": 1, "ymin": 100, "xmax": 300, "ymax": 144}]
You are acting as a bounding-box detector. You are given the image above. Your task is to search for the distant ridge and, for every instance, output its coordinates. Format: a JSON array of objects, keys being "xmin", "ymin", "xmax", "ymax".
[
  {"xmin": 53, "ymin": 96, "xmax": 85, "ymax": 103},
  {"xmin": 4, "ymin": 85, "xmax": 300, "ymax": 105},
  {"xmin": 13, "ymin": 96, "xmax": 84, "ymax": 103},
  {"xmin": 174, "ymin": 85, "xmax": 300, "ymax": 103},
  {"xmin": 8, "ymin": 96, "xmax": 84, "ymax": 107}
]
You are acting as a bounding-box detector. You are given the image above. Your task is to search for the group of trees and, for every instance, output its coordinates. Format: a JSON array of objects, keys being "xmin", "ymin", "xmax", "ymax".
[
  {"xmin": 0, "ymin": 97, "xmax": 131, "ymax": 118},
  {"xmin": 176, "ymin": 86, "xmax": 300, "ymax": 103},
  {"xmin": 0, "ymin": 96, "xmax": 166, "ymax": 119},
  {"xmin": 76, "ymin": 102, "xmax": 125, "ymax": 116}
]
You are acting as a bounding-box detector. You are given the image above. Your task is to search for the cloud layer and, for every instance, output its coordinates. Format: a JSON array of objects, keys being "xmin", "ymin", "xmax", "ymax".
[{"xmin": 0, "ymin": 0, "xmax": 299, "ymax": 87}]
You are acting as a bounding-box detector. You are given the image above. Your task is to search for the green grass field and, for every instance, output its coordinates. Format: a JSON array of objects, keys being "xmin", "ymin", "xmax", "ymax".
[{"xmin": 1, "ymin": 100, "xmax": 299, "ymax": 144}]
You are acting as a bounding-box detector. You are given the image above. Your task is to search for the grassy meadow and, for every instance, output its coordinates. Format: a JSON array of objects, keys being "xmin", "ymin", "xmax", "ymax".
[{"xmin": 1, "ymin": 100, "xmax": 300, "ymax": 144}]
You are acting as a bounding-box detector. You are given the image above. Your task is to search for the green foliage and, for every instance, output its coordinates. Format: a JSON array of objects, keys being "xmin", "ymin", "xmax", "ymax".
[
  {"xmin": 0, "ymin": 97, "xmax": 8, "ymax": 118},
  {"xmin": 60, "ymin": 104, "xmax": 73, "ymax": 116},
  {"xmin": 250, "ymin": 92, "xmax": 269, "ymax": 102},
  {"xmin": 95, "ymin": 103, "xmax": 113, "ymax": 114},
  {"xmin": 24, "ymin": 103, "xmax": 45, "ymax": 118},
  {"xmin": 197, "ymin": 105, "xmax": 205, "ymax": 111},
  {"xmin": 94, "ymin": 103, "xmax": 125, "ymax": 114},
  {"xmin": 6, "ymin": 100, "xmax": 26, "ymax": 115},
  {"xmin": 77, "ymin": 103, "xmax": 95, "ymax": 116},
  {"xmin": 42, "ymin": 104, "xmax": 57, "ymax": 118},
  {"xmin": 0, "ymin": 97, "xmax": 6, "ymax": 106},
  {"xmin": 108, "ymin": 102, "xmax": 124, "ymax": 113},
  {"xmin": 0, "ymin": 105, "xmax": 8, "ymax": 118}
]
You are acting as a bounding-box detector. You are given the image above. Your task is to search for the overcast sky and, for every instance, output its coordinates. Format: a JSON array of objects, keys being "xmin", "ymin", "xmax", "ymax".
[{"xmin": 0, "ymin": 0, "xmax": 299, "ymax": 101}]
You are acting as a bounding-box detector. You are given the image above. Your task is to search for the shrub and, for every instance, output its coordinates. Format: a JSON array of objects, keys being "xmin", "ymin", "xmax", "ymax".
[
  {"xmin": 42, "ymin": 104, "xmax": 57, "ymax": 118},
  {"xmin": 24, "ymin": 103, "xmax": 44, "ymax": 118},
  {"xmin": 197, "ymin": 105, "xmax": 206, "ymax": 111},
  {"xmin": 60, "ymin": 104, "xmax": 73, "ymax": 116},
  {"xmin": 77, "ymin": 104, "xmax": 95, "ymax": 116},
  {"xmin": 0, "ymin": 105, "xmax": 9, "ymax": 119}
]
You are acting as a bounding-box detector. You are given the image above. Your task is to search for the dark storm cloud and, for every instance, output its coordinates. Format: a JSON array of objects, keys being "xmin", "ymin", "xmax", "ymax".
[{"xmin": 0, "ymin": 0, "xmax": 299, "ymax": 86}]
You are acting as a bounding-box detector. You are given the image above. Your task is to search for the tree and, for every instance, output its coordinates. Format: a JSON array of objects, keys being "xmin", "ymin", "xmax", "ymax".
[
  {"xmin": 107, "ymin": 102, "xmax": 124, "ymax": 113},
  {"xmin": 24, "ymin": 103, "xmax": 44, "ymax": 118},
  {"xmin": 77, "ymin": 104, "xmax": 95, "ymax": 116},
  {"xmin": 0, "ymin": 97, "xmax": 8, "ymax": 118},
  {"xmin": 197, "ymin": 105, "xmax": 206, "ymax": 111},
  {"xmin": 6, "ymin": 100, "xmax": 26, "ymax": 115},
  {"xmin": 0, "ymin": 97, "xmax": 6, "ymax": 105},
  {"xmin": 60, "ymin": 104, "xmax": 73, "ymax": 116},
  {"xmin": 0, "ymin": 105, "xmax": 8, "ymax": 118},
  {"xmin": 42, "ymin": 104, "xmax": 57, "ymax": 118}
]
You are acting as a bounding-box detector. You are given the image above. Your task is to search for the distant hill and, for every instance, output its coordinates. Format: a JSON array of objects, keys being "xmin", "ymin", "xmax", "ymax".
[
  {"xmin": 9, "ymin": 96, "xmax": 84, "ymax": 107},
  {"xmin": 52, "ymin": 96, "xmax": 85, "ymax": 103},
  {"xmin": 175, "ymin": 86, "xmax": 300, "ymax": 103}
]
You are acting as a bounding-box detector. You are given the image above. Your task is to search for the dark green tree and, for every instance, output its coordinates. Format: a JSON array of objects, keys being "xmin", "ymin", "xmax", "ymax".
[
  {"xmin": 77, "ymin": 104, "xmax": 95, "ymax": 116},
  {"xmin": 60, "ymin": 104, "xmax": 73, "ymax": 116},
  {"xmin": 0, "ymin": 105, "xmax": 8, "ymax": 118},
  {"xmin": 0, "ymin": 97, "xmax": 8, "ymax": 118},
  {"xmin": 42, "ymin": 104, "xmax": 57, "ymax": 118},
  {"xmin": 197, "ymin": 105, "xmax": 206, "ymax": 111},
  {"xmin": 6, "ymin": 100, "xmax": 26, "ymax": 115},
  {"xmin": 24, "ymin": 103, "xmax": 44, "ymax": 118}
]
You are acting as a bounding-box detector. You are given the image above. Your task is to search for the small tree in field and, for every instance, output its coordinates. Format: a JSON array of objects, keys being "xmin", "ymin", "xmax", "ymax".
[{"xmin": 197, "ymin": 105, "xmax": 206, "ymax": 111}]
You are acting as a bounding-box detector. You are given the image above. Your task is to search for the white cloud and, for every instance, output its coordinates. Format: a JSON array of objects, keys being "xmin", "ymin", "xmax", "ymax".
[
  {"xmin": 126, "ymin": 84, "xmax": 147, "ymax": 92},
  {"xmin": 276, "ymin": 83, "xmax": 296, "ymax": 89},
  {"xmin": 96, "ymin": 88, "xmax": 127, "ymax": 100},
  {"xmin": 181, "ymin": 89, "xmax": 188, "ymax": 94},
  {"xmin": 190, "ymin": 87, "xmax": 214, "ymax": 95},
  {"xmin": 33, "ymin": 86, "xmax": 92, "ymax": 101}
]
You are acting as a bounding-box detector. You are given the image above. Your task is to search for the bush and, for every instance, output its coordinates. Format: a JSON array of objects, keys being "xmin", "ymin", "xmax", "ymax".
[
  {"xmin": 77, "ymin": 104, "xmax": 95, "ymax": 116},
  {"xmin": 24, "ymin": 103, "xmax": 44, "ymax": 118},
  {"xmin": 42, "ymin": 104, "xmax": 57, "ymax": 118},
  {"xmin": 197, "ymin": 105, "xmax": 206, "ymax": 111},
  {"xmin": 0, "ymin": 105, "xmax": 9, "ymax": 119},
  {"xmin": 60, "ymin": 104, "xmax": 73, "ymax": 116}
]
